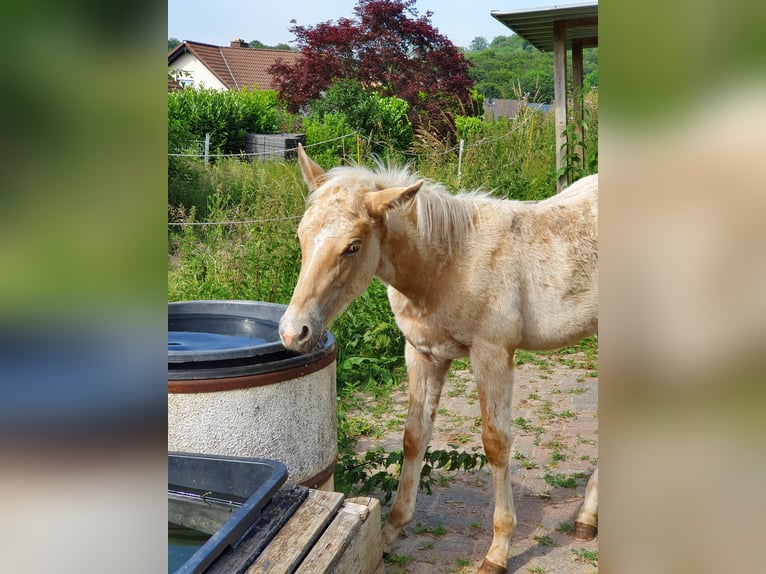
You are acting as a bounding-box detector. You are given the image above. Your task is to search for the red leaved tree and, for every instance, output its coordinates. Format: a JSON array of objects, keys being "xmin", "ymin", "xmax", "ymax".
[{"xmin": 270, "ymin": 0, "xmax": 476, "ymax": 138}]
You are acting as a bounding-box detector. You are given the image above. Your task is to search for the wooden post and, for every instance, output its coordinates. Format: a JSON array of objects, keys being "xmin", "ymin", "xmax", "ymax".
[
  {"xmin": 572, "ymin": 38, "xmax": 585, "ymax": 171},
  {"xmin": 553, "ymin": 20, "xmax": 568, "ymax": 192}
]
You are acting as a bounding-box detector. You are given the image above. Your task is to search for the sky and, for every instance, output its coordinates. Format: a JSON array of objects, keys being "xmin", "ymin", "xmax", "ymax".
[{"xmin": 168, "ymin": 1, "xmax": 590, "ymax": 49}]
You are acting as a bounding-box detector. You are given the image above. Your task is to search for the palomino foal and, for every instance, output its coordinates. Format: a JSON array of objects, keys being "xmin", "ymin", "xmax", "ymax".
[{"xmin": 280, "ymin": 145, "xmax": 598, "ymax": 573}]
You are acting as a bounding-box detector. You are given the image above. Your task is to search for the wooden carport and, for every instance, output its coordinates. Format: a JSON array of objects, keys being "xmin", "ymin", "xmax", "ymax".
[{"xmin": 491, "ymin": 2, "xmax": 598, "ymax": 192}]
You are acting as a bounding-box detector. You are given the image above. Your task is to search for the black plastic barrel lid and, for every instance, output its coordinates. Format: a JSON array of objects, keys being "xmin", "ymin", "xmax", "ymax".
[
  {"xmin": 168, "ymin": 303, "xmax": 286, "ymax": 364},
  {"xmin": 167, "ymin": 300, "xmax": 335, "ymax": 380}
]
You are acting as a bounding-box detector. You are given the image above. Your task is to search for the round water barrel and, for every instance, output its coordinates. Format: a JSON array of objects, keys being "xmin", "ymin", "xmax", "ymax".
[{"xmin": 168, "ymin": 300, "xmax": 337, "ymax": 491}]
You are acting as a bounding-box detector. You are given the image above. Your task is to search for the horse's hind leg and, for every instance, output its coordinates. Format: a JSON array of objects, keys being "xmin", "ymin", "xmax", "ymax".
[
  {"xmin": 575, "ymin": 465, "xmax": 598, "ymax": 540},
  {"xmin": 473, "ymin": 345, "xmax": 517, "ymax": 574},
  {"xmin": 381, "ymin": 342, "xmax": 450, "ymax": 549}
]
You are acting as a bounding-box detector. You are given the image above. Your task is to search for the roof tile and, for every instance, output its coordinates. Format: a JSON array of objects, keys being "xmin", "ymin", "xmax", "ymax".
[{"xmin": 169, "ymin": 41, "xmax": 301, "ymax": 91}]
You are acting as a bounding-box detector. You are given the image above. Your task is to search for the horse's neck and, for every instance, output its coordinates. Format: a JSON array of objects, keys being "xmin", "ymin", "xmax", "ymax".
[{"xmin": 376, "ymin": 212, "xmax": 455, "ymax": 306}]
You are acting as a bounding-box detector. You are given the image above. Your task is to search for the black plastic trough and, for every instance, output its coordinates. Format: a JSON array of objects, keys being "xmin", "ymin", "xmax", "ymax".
[{"xmin": 168, "ymin": 452, "xmax": 287, "ymax": 574}]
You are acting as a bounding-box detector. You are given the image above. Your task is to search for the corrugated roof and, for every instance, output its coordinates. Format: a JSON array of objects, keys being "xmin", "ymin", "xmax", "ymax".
[
  {"xmin": 168, "ymin": 41, "xmax": 301, "ymax": 90},
  {"xmin": 491, "ymin": 2, "xmax": 598, "ymax": 52}
]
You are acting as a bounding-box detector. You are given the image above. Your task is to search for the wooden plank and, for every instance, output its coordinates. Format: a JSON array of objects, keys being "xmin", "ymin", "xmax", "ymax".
[
  {"xmin": 295, "ymin": 496, "xmax": 382, "ymax": 574},
  {"xmin": 246, "ymin": 489, "xmax": 344, "ymax": 574},
  {"xmin": 293, "ymin": 504, "xmax": 361, "ymax": 573},
  {"xmin": 561, "ymin": 16, "xmax": 598, "ymax": 30},
  {"xmin": 553, "ymin": 19, "xmax": 568, "ymax": 193},
  {"xmin": 332, "ymin": 498, "xmax": 382, "ymax": 574},
  {"xmin": 206, "ymin": 485, "xmax": 309, "ymax": 574}
]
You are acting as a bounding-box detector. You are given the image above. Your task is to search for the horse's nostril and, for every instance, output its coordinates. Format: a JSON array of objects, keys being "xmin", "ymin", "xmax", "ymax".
[{"xmin": 297, "ymin": 325, "xmax": 311, "ymax": 343}]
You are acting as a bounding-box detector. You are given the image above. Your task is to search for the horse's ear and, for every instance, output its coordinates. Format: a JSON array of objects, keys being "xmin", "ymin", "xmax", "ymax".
[
  {"xmin": 297, "ymin": 143, "xmax": 327, "ymax": 191},
  {"xmin": 366, "ymin": 181, "xmax": 423, "ymax": 218}
]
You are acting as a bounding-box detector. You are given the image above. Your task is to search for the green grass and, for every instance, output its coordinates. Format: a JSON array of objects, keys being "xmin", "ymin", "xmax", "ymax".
[
  {"xmin": 413, "ymin": 522, "xmax": 447, "ymax": 537},
  {"xmin": 533, "ymin": 534, "xmax": 556, "ymax": 547},
  {"xmin": 572, "ymin": 548, "xmax": 599, "ymax": 566},
  {"xmin": 384, "ymin": 552, "xmax": 414, "ymax": 571},
  {"xmin": 543, "ymin": 472, "xmax": 585, "ymax": 489}
]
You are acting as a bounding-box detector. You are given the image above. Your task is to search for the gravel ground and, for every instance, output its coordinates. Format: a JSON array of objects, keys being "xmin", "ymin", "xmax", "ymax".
[{"xmin": 348, "ymin": 348, "xmax": 599, "ymax": 574}]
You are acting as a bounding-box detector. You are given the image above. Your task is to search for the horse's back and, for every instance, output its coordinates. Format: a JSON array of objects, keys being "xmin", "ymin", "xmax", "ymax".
[{"xmin": 546, "ymin": 173, "xmax": 598, "ymax": 206}]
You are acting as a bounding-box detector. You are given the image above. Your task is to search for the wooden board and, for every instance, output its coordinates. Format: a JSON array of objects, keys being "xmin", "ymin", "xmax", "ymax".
[
  {"xmin": 295, "ymin": 496, "xmax": 382, "ymax": 574},
  {"xmin": 246, "ymin": 489, "xmax": 344, "ymax": 574},
  {"xmin": 206, "ymin": 485, "xmax": 309, "ymax": 574}
]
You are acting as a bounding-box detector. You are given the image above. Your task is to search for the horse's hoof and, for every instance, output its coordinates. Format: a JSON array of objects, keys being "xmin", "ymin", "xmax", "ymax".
[
  {"xmin": 380, "ymin": 523, "xmax": 400, "ymax": 549},
  {"xmin": 574, "ymin": 521, "xmax": 597, "ymax": 541},
  {"xmin": 477, "ymin": 558, "xmax": 507, "ymax": 574}
]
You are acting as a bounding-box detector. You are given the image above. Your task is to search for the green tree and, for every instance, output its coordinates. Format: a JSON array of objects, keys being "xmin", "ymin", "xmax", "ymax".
[
  {"xmin": 248, "ymin": 39, "xmax": 292, "ymax": 51},
  {"xmin": 168, "ymin": 37, "xmax": 180, "ymax": 52},
  {"xmin": 469, "ymin": 36, "xmax": 489, "ymax": 51},
  {"xmin": 466, "ymin": 35, "xmax": 597, "ymax": 104}
]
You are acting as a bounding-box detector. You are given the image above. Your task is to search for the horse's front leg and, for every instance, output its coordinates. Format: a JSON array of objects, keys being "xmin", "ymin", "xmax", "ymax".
[
  {"xmin": 381, "ymin": 342, "xmax": 451, "ymax": 549},
  {"xmin": 473, "ymin": 345, "xmax": 517, "ymax": 574}
]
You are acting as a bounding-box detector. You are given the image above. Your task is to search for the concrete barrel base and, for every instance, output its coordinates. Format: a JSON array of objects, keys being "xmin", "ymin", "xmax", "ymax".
[{"xmin": 168, "ymin": 300, "xmax": 337, "ymax": 491}]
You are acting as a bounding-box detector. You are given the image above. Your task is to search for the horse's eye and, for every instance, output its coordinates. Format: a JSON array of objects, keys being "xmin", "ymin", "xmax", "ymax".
[{"xmin": 343, "ymin": 241, "xmax": 362, "ymax": 256}]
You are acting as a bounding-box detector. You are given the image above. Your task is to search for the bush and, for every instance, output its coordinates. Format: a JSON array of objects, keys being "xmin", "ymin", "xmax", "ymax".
[
  {"xmin": 168, "ymin": 88, "xmax": 282, "ymax": 155},
  {"xmin": 301, "ymin": 112, "xmax": 357, "ymax": 169},
  {"xmin": 305, "ymin": 79, "xmax": 413, "ymax": 157}
]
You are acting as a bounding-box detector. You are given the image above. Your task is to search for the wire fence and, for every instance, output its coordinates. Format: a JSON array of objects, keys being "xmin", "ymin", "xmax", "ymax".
[
  {"xmin": 168, "ymin": 111, "xmax": 545, "ymax": 227},
  {"xmin": 168, "ymin": 111, "xmax": 536, "ymax": 162}
]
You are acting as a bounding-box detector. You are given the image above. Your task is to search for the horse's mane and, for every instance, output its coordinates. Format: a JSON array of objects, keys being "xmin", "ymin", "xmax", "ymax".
[{"xmin": 321, "ymin": 161, "xmax": 499, "ymax": 255}]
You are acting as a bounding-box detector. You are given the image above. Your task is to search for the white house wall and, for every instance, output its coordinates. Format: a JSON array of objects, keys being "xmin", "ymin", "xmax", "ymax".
[{"xmin": 169, "ymin": 52, "xmax": 227, "ymax": 90}]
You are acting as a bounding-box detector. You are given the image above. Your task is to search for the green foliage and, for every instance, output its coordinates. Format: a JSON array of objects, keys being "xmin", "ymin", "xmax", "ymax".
[
  {"xmin": 543, "ymin": 472, "xmax": 587, "ymax": 489},
  {"xmin": 334, "ymin": 446, "xmax": 487, "ymax": 504},
  {"xmin": 168, "ymin": 160, "xmax": 306, "ymax": 304},
  {"xmin": 330, "ymin": 279, "xmax": 405, "ymax": 391},
  {"xmin": 533, "ymin": 534, "xmax": 556, "ymax": 547},
  {"xmin": 557, "ymin": 91, "xmax": 599, "ymax": 184},
  {"xmin": 435, "ymin": 105, "xmax": 559, "ymax": 201},
  {"xmin": 306, "ymin": 79, "xmax": 413, "ymax": 156},
  {"xmin": 301, "ymin": 113, "xmax": 356, "ymax": 169},
  {"xmin": 572, "ymin": 548, "xmax": 599, "ymax": 566},
  {"xmin": 247, "ymin": 39, "xmax": 292, "ymax": 51},
  {"xmin": 168, "ymin": 88, "xmax": 282, "ymax": 155},
  {"xmin": 465, "ymin": 35, "xmax": 598, "ymax": 104},
  {"xmin": 454, "ymin": 115, "xmax": 482, "ymax": 140}
]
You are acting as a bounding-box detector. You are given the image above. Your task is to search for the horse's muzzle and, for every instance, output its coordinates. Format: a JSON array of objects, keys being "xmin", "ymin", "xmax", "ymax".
[{"xmin": 279, "ymin": 311, "xmax": 320, "ymax": 354}]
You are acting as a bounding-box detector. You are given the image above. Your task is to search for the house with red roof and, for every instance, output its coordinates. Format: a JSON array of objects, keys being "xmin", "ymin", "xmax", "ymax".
[{"xmin": 168, "ymin": 39, "xmax": 300, "ymax": 91}]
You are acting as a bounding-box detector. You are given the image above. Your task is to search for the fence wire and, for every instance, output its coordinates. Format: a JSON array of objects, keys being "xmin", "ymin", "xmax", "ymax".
[{"xmin": 168, "ymin": 111, "xmax": 545, "ymax": 227}]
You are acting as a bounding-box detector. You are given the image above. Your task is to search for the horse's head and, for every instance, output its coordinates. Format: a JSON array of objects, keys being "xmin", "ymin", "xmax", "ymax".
[{"xmin": 279, "ymin": 145, "xmax": 421, "ymax": 353}]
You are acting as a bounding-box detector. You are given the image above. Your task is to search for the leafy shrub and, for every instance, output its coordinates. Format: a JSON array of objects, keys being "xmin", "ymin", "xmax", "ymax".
[
  {"xmin": 335, "ymin": 446, "xmax": 486, "ymax": 503},
  {"xmin": 168, "ymin": 88, "xmax": 282, "ymax": 155},
  {"xmin": 301, "ymin": 112, "xmax": 356, "ymax": 169},
  {"xmin": 305, "ymin": 79, "xmax": 413, "ymax": 157},
  {"xmin": 330, "ymin": 279, "xmax": 405, "ymax": 391}
]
